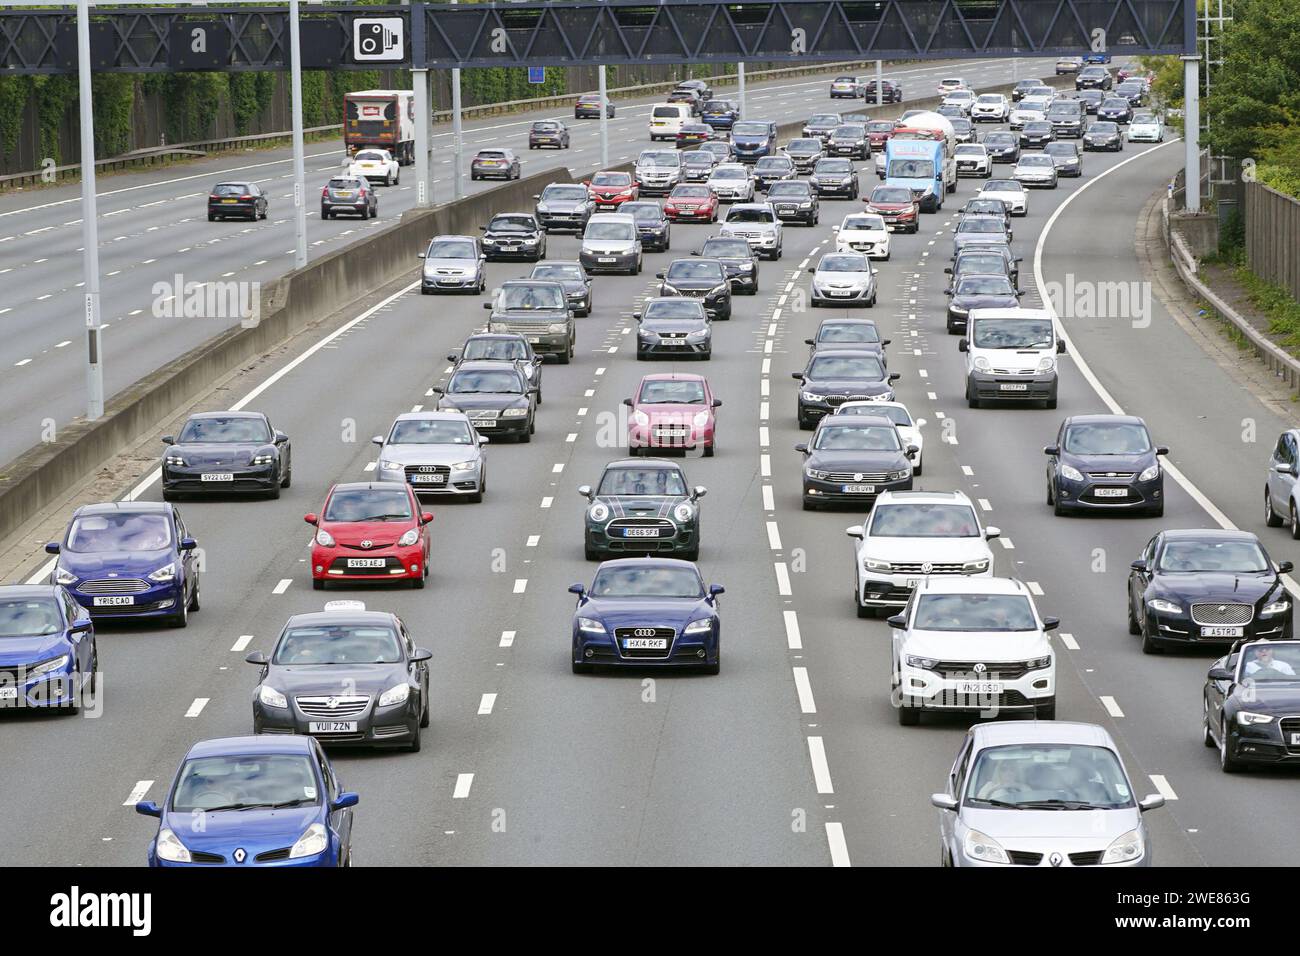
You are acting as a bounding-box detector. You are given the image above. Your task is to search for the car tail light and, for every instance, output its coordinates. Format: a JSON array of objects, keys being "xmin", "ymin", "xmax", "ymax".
[
  {"xmin": 209, "ymin": 194, "xmax": 219, "ymax": 200},
  {"xmin": 321, "ymin": 187, "xmax": 328, "ymax": 197},
  {"xmin": 240, "ymin": 195, "xmax": 253, "ymax": 201}
]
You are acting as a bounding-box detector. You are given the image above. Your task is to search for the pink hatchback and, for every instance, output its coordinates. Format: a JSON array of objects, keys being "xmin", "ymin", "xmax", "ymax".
[{"xmin": 623, "ymin": 373, "xmax": 722, "ymax": 457}]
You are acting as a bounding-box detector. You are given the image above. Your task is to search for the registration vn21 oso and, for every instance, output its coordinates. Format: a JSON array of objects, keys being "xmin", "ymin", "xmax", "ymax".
[{"xmin": 1118, "ymin": 892, "xmax": 1251, "ymax": 906}]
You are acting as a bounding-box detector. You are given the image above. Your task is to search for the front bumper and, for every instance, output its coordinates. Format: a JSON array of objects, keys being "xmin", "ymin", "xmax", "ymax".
[
  {"xmin": 637, "ymin": 178, "xmax": 679, "ymax": 196},
  {"xmin": 799, "ymin": 392, "xmax": 893, "ymax": 424},
  {"xmin": 968, "ymin": 370, "xmax": 1056, "ymax": 402},
  {"xmin": 0, "ymin": 664, "xmax": 88, "ymax": 708},
  {"xmin": 471, "ymin": 165, "xmax": 514, "ymax": 178},
  {"xmin": 665, "ymin": 205, "xmax": 715, "ymax": 222},
  {"xmin": 585, "ymin": 522, "xmax": 698, "ymax": 556},
  {"xmin": 69, "ymin": 580, "xmax": 184, "ymax": 619},
  {"xmin": 771, "ymin": 203, "xmax": 819, "ymax": 223},
  {"xmin": 627, "ymin": 421, "xmax": 715, "ymax": 449},
  {"xmin": 724, "ymin": 233, "xmax": 779, "ymax": 254},
  {"xmin": 956, "ymin": 161, "xmax": 991, "ymax": 177},
  {"xmin": 482, "ymin": 242, "xmax": 542, "ymax": 259},
  {"xmin": 162, "ymin": 465, "xmax": 278, "ymax": 494},
  {"xmin": 1055, "ymin": 473, "xmax": 1162, "ymax": 511},
  {"xmin": 858, "ymin": 565, "xmax": 994, "ymax": 609},
  {"xmin": 636, "ymin": 336, "xmax": 711, "ymax": 358},
  {"xmin": 537, "ymin": 212, "xmax": 589, "ymax": 231},
  {"xmin": 376, "ymin": 463, "xmax": 483, "ymax": 497},
  {"xmin": 1224, "ymin": 720, "xmax": 1300, "ymax": 765},
  {"xmin": 1015, "ymin": 174, "xmax": 1057, "ymax": 188},
  {"xmin": 580, "ymin": 249, "xmax": 639, "ymax": 273},
  {"xmin": 733, "ymin": 146, "xmax": 773, "ymax": 162},
  {"xmin": 422, "ymin": 272, "xmax": 480, "ymax": 292},
  {"xmin": 837, "ymin": 239, "xmax": 888, "ymax": 258},
  {"xmin": 812, "ymin": 180, "xmax": 857, "ymax": 197},
  {"xmin": 310, "ymin": 545, "xmax": 425, "ymax": 583},
  {"xmin": 803, "ymin": 473, "xmax": 911, "ymax": 507},
  {"xmin": 254, "ymin": 698, "xmax": 419, "ymax": 748},
  {"xmin": 812, "ymin": 285, "xmax": 874, "ymax": 306},
  {"xmin": 897, "ymin": 661, "xmax": 1054, "ymax": 713},
  {"xmin": 1145, "ymin": 609, "xmax": 1291, "ymax": 646},
  {"xmin": 573, "ymin": 626, "xmax": 717, "ymax": 666},
  {"xmin": 636, "ymin": 228, "xmax": 670, "ymax": 251}
]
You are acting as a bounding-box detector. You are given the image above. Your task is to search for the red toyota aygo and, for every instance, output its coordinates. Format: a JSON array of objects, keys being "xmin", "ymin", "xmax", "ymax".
[
  {"xmin": 306, "ymin": 482, "xmax": 433, "ymax": 589},
  {"xmin": 624, "ymin": 373, "xmax": 722, "ymax": 457}
]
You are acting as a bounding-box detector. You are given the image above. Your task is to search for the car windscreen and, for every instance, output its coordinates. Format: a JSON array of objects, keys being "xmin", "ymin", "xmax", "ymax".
[
  {"xmin": 0, "ymin": 598, "xmax": 62, "ymax": 637},
  {"xmin": 832, "ymin": 125, "xmax": 866, "ymax": 138},
  {"xmin": 639, "ymin": 380, "xmax": 708, "ymax": 404},
  {"xmin": 866, "ymin": 121, "xmax": 895, "ymax": 133},
  {"xmin": 888, "ymin": 160, "xmax": 935, "ymax": 178},
  {"xmin": 541, "ymin": 185, "xmax": 587, "ymax": 201},
  {"xmin": 954, "ymin": 145, "xmax": 985, "ymax": 156},
  {"xmin": 977, "ymin": 94, "xmax": 1003, "ymax": 103},
  {"xmin": 178, "ymin": 416, "xmax": 271, "ymax": 443},
  {"xmin": 1044, "ymin": 144, "xmax": 1076, "ymax": 156},
  {"xmin": 427, "ymin": 239, "xmax": 476, "ymax": 259},
  {"xmin": 701, "ymin": 239, "xmax": 751, "ymax": 258},
  {"xmin": 842, "ymin": 215, "xmax": 885, "ymax": 232},
  {"xmin": 957, "ymin": 255, "xmax": 1011, "ymax": 276},
  {"xmin": 711, "ymin": 167, "xmax": 746, "ymax": 179},
  {"xmin": 767, "ymin": 183, "xmax": 808, "ymax": 198},
  {"xmin": 447, "ymin": 369, "xmax": 525, "ymax": 394},
  {"xmin": 672, "ymin": 185, "xmax": 712, "ymax": 198},
  {"xmin": 870, "ymin": 503, "xmax": 980, "ymax": 538},
  {"xmin": 499, "ymin": 285, "xmax": 565, "ymax": 309},
  {"xmin": 667, "ymin": 261, "xmax": 724, "ymax": 281},
  {"xmin": 66, "ymin": 513, "xmax": 171, "ymax": 552},
  {"xmin": 957, "ymin": 218, "xmax": 1002, "ymax": 234},
  {"xmin": 475, "ymin": 151, "xmax": 508, "ymax": 160},
  {"xmin": 355, "ymin": 150, "xmax": 388, "ymax": 162},
  {"xmin": 597, "ymin": 468, "xmax": 688, "ymax": 497},
  {"xmin": 813, "ymin": 423, "xmax": 899, "ymax": 451},
  {"xmin": 487, "ymin": 216, "xmax": 535, "ymax": 233},
  {"xmin": 956, "ymin": 275, "xmax": 1015, "ymax": 296},
  {"xmin": 462, "ymin": 338, "xmax": 529, "ymax": 361},
  {"xmin": 983, "ymin": 180, "xmax": 1022, "ymax": 192},
  {"xmin": 1023, "ymin": 122, "xmax": 1053, "ymax": 133},
  {"xmin": 583, "ymin": 221, "xmax": 636, "ymax": 241},
  {"xmin": 590, "ymin": 565, "xmax": 703, "ymax": 598},
  {"xmin": 787, "ymin": 139, "xmax": 821, "ymax": 151},
  {"xmin": 639, "ymin": 153, "xmax": 680, "ymax": 168},
  {"xmin": 1019, "ymin": 155, "xmax": 1055, "ymax": 167},
  {"xmin": 964, "ymin": 745, "xmax": 1134, "ymax": 810},
  {"xmin": 816, "ymin": 160, "xmax": 853, "ymax": 174},
  {"xmin": 274, "ymin": 624, "xmax": 403, "ymax": 665},
  {"xmin": 964, "ymin": 201, "xmax": 1004, "ymax": 214},
  {"xmin": 843, "ymin": 404, "xmax": 909, "ymax": 426},
  {"xmin": 212, "ymin": 183, "xmax": 249, "ymax": 196},
  {"xmin": 1088, "ymin": 122, "xmax": 1119, "ymax": 133},
  {"xmin": 871, "ymin": 188, "xmax": 912, "ymax": 203},
  {"xmin": 328, "ymin": 178, "xmax": 363, "ymax": 190},
  {"xmin": 915, "ymin": 593, "xmax": 1036, "ymax": 631},
  {"xmin": 532, "ymin": 122, "xmax": 559, "ymax": 131},
  {"xmin": 645, "ymin": 299, "xmax": 706, "ymax": 319},
  {"xmin": 818, "ymin": 322, "xmax": 879, "ymax": 343},
  {"xmin": 984, "ymin": 133, "xmax": 1016, "ymax": 144},
  {"xmin": 1241, "ymin": 644, "xmax": 1300, "ymax": 682},
  {"xmin": 1156, "ymin": 539, "xmax": 1269, "ymax": 573},
  {"xmin": 755, "ymin": 158, "xmax": 792, "ymax": 171},
  {"xmin": 732, "ymin": 122, "xmax": 770, "ymax": 137},
  {"xmin": 725, "ymin": 208, "xmax": 773, "ymax": 223},
  {"xmin": 808, "ymin": 355, "xmax": 884, "ymax": 379},
  {"xmin": 652, "ymin": 106, "xmax": 684, "ymax": 118},
  {"xmin": 817, "ymin": 255, "xmax": 869, "ymax": 274},
  {"xmin": 971, "ymin": 319, "xmax": 1054, "ymax": 349},
  {"xmin": 591, "ymin": 172, "xmax": 631, "ymax": 186},
  {"xmin": 170, "ymin": 754, "xmax": 320, "ymax": 813},
  {"xmin": 531, "ymin": 264, "xmax": 583, "ymax": 281},
  {"xmin": 624, "ymin": 205, "xmax": 663, "ymax": 223},
  {"xmin": 323, "ymin": 488, "xmax": 413, "ymax": 522},
  {"xmin": 1062, "ymin": 422, "xmax": 1151, "ymax": 454},
  {"xmin": 388, "ymin": 419, "xmax": 475, "ymax": 445}
]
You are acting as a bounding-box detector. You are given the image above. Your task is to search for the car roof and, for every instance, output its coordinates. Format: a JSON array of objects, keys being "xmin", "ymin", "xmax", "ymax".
[
  {"xmin": 595, "ymin": 556, "xmax": 699, "ymax": 571},
  {"xmin": 392, "ymin": 410, "xmax": 472, "ymax": 424},
  {"xmin": 914, "ymin": 576, "xmax": 1030, "ymax": 597},
  {"xmin": 328, "ymin": 481, "xmax": 410, "ymax": 494},
  {"xmin": 603, "ymin": 457, "xmax": 684, "ymax": 471},
  {"xmin": 430, "ymin": 234, "xmax": 477, "ymax": 243},
  {"xmin": 283, "ymin": 608, "xmax": 400, "ymax": 630},
  {"xmin": 1063, "ymin": 413, "xmax": 1146, "ymax": 427},
  {"xmin": 185, "ymin": 410, "xmax": 266, "ymax": 421},
  {"xmin": 73, "ymin": 500, "xmax": 170, "ymax": 515},
  {"xmin": 463, "ymin": 331, "xmax": 529, "ymax": 341},
  {"xmin": 809, "ymin": 348, "xmax": 883, "ymax": 359},
  {"xmin": 452, "ymin": 359, "xmax": 527, "ymax": 372},
  {"xmin": 972, "ymin": 721, "xmax": 1117, "ymax": 750},
  {"xmin": 1158, "ymin": 528, "xmax": 1258, "ymax": 543},
  {"xmin": 876, "ymin": 489, "xmax": 973, "ymax": 505},
  {"xmin": 639, "ymin": 372, "xmax": 707, "ymax": 383},
  {"xmin": 0, "ymin": 584, "xmax": 63, "ymax": 600},
  {"xmin": 499, "ymin": 277, "xmax": 564, "ymax": 287},
  {"xmin": 818, "ymin": 316, "xmax": 878, "ymax": 326},
  {"xmin": 967, "ymin": 307, "xmax": 1052, "ymax": 321},
  {"xmin": 187, "ymin": 735, "xmax": 316, "ymax": 759}
]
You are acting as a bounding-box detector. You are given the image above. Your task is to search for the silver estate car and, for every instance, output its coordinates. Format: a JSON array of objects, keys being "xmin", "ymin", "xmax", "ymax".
[
  {"xmin": 932, "ymin": 722, "xmax": 1165, "ymax": 867},
  {"xmin": 372, "ymin": 411, "xmax": 489, "ymax": 503}
]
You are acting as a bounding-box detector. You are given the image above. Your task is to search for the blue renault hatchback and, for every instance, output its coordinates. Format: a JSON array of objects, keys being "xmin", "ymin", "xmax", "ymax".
[
  {"xmin": 46, "ymin": 501, "xmax": 200, "ymax": 627},
  {"xmin": 136, "ymin": 735, "xmax": 358, "ymax": 867},
  {"xmin": 0, "ymin": 585, "xmax": 97, "ymax": 713}
]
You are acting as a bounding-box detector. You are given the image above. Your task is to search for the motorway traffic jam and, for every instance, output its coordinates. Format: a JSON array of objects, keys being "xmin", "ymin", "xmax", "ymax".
[{"xmin": 2, "ymin": 54, "xmax": 1298, "ymax": 871}]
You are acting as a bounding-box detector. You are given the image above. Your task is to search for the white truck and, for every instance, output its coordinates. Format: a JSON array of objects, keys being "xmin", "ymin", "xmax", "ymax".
[{"xmin": 343, "ymin": 90, "xmax": 416, "ymax": 166}]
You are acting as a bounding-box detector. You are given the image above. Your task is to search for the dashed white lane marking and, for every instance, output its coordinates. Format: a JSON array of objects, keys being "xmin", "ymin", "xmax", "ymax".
[
  {"xmin": 53, "ymin": 339, "xmax": 71, "ymax": 349},
  {"xmin": 1026, "ymin": 581, "xmax": 1044, "ymax": 596},
  {"xmin": 526, "ymin": 535, "xmax": 540, "ymax": 547},
  {"xmin": 478, "ymin": 693, "xmax": 497, "ymax": 715},
  {"xmin": 231, "ymin": 634, "xmax": 254, "ymax": 652},
  {"xmin": 793, "ymin": 667, "xmax": 817, "ymax": 713},
  {"xmin": 577, "ymin": 407, "xmax": 588, "ymax": 416},
  {"xmin": 760, "ymin": 454, "xmax": 771, "ymax": 477},
  {"xmin": 363, "ymin": 462, "xmax": 377, "ymax": 472},
  {"xmin": 998, "ymin": 537, "xmax": 1015, "ymax": 549},
  {"xmin": 565, "ymin": 433, "xmax": 578, "ymax": 442},
  {"xmin": 1149, "ymin": 774, "xmax": 1178, "ymax": 800},
  {"xmin": 774, "ymin": 562, "xmax": 792, "ymax": 595},
  {"xmin": 759, "ymin": 401, "xmax": 769, "ymax": 421},
  {"xmin": 272, "ymin": 578, "xmax": 292, "ymax": 594},
  {"xmin": 541, "ymin": 496, "xmax": 553, "ymax": 508},
  {"xmin": 766, "ymin": 521, "xmax": 783, "ymax": 550},
  {"xmin": 411, "ymin": 404, "xmax": 423, "ymax": 413},
  {"xmin": 961, "ymin": 465, "xmax": 973, "ymax": 476},
  {"xmin": 123, "ymin": 781, "xmax": 154, "ymax": 806},
  {"xmin": 759, "ymin": 426, "xmax": 770, "ymax": 447},
  {"xmin": 762, "ymin": 485, "xmax": 775, "ymax": 510},
  {"xmin": 499, "ymin": 630, "xmax": 516, "ymax": 648},
  {"xmin": 14, "ymin": 359, "xmax": 31, "ymax": 367},
  {"xmin": 595, "ymin": 366, "xmax": 605, "ymax": 375},
  {"xmin": 918, "ymin": 368, "xmax": 928, "ymax": 378},
  {"xmin": 1100, "ymin": 695, "xmax": 1124, "ymax": 718},
  {"xmin": 1059, "ymin": 631, "xmax": 1079, "ymax": 651},
  {"xmin": 826, "ymin": 822, "xmax": 851, "ymax": 867},
  {"xmin": 185, "ymin": 698, "xmax": 210, "ymax": 718},
  {"xmin": 808, "ymin": 736, "xmax": 834, "ymax": 793},
  {"xmin": 977, "ymin": 498, "xmax": 992, "ymax": 511},
  {"xmin": 784, "ymin": 610, "xmax": 803, "ymax": 649},
  {"xmin": 452, "ymin": 773, "xmax": 474, "ymax": 799},
  {"xmin": 551, "ymin": 463, "xmax": 564, "ymax": 473},
  {"xmin": 513, "ymin": 579, "xmax": 528, "ymax": 594}
]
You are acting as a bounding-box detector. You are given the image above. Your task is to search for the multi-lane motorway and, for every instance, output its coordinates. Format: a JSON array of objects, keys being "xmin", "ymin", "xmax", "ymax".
[{"xmin": 2, "ymin": 55, "xmax": 1297, "ymax": 868}]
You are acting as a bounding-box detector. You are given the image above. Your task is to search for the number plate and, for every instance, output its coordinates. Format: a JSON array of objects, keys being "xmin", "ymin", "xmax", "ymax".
[
  {"xmin": 335, "ymin": 191, "xmax": 354, "ymax": 198},
  {"xmin": 201, "ymin": 473, "xmax": 234, "ymax": 482},
  {"xmin": 598, "ymin": 257, "xmax": 617, "ymax": 263},
  {"xmin": 1201, "ymin": 626, "xmax": 1243, "ymax": 638},
  {"xmin": 999, "ymin": 383, "xmax": 1029, "ymax": 391},
  {"xmin": 410, "ymin": 474, "xmax": 446, "ymax": 484},
  {"xmin": 309, "ymin": 721, "xmax": 358, "ymax": 734},
  {"xmin": 659, "ymin": 340, "xmax": 686, "ymax": 347},
  {"xmin": 623, "ymin": 638, "xmax": 668, "ymax": 650},
  {"xmin": 958, "ymin": 681, "xmax": 1004, "ymax": 695},
  {"xmin": 1292, "ymin": 732, "xmax": 1300, "ymax": 746},
  {"xmin": 471, "ymin": 417, "xmax": 495, "ymax": 427},
  {"xmin": 0, "ymin": 687, "xmax": 18, "ymax": 701},
  {"xmin": 623, "ymin": 528, "xmax": 660, "ymax": 537},
  {"xmin": 93, "ymin": 596, "xmax": 134, "ymax": 606},
  {"xmin": 221, "ymin": 199, "xmax": 238, "ymax": 204},
  {"xmin": 527, "ymin": 337, "xmax": 541, "ymax": 344},
  {"xmin": 346, "ymin": 558, "xmax": 386, "ymax": 569},
  {"xmin": 1093, "ymin": 487, "xmax": 1127, "ymax": 498},
  {"xmin": 841, "ymin": 484, "xmax": 876, "ymax": 494},
  {"xmin": 830, "ymin": 290, "xmax": 852, "ymax": 297}
]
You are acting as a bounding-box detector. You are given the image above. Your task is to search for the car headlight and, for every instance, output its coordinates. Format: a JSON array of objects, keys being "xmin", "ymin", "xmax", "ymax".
[
  {"xmin": 536, "ymin": 204, "xmax": 550, "ymax": 213},
  {"xmin": 692, "ymin": 411, "xmax": 710, "ymax": 427},
  {"xmin": 889, "ymin": 469, "xmax": 910, "ymax": 481},
  {"xmin": 683, "ymin": 618, "xmax": 713, "ymax": 635},
  {"xmin": 289, "ymin": 823, "xmax": 329, "ymax": 860},
  {"xmin": 252, "ymin": 454, "xmax": 274, "ymax": 466},
  {"xmin": 1059, "ymin": 464, "xmax": 1085, "ymax": 482},
  {"xmin": 950, "ymin": 304, "xmax": 969, "ymax": 314},
  {"xmin": 738, "ymin": 261, "xmax": 754, "ymax": 271},
  {"xmin": 1237, "ymin": 710, "xmax": 1275, "ymax": 726},
  {"xmin": 315, "ymin": 529, "xmax": 335, "ymax": 547},
  {"xmin": 53, "ymin": 567, "xmax": 77, "ymax": 586},
  {"xmin": 501, "ymin": 407, "xmax": 529, "ymax": 417},
  {"xmin": 805, "ymin": 466, "xmax": 832, "ymax": 480},
  {"xmin": 905, "ymin": 655, "xmax": 937, "ymax": 669},
  {"xmin": 801, "ymin": 391, "xmax": 825, "ymax": 403},
  {"xmin": 28, "ymin": 654, "xmax": 70, "ymax": 678},
  {"xmin": 547, "ymin": 323, "xmax": 569, "ymax": 334},
  {"xmin": 1037, "ymin": 357, "xmax": 1056, "ymax": 373},
  {"xmin": 1147, "ymin": 598, "xmax": 1182, "ymax": 614},
  {"xmin": 258, "ymin": 684, "xmax": 288, "ymax": 709},
  {"xmin": 155, "ymin": 828, "xmax": 192, "ymax": 864},
  {"xmin": 588, "ymin": 502, "xmax": 610, "ymax": 522},
  {"xmin": 864, "ymin": 558, "xmax": 892, "ymax": 572},
  {"xmin": 149, "ymin": 563, "xmax": 177, "ymax": 583},
  {"xmin": 578, "ymin": 616, "xmax": 606, "ymax": 634},
  {"xmin": 674, "ymin": 503, "xmax": 695, "ymax": 523},
  {"xmin": 962, "ymin": 558, "xmax": 991, "ymax": 573},
  {"xmin": 1262, "ymin": 600, "xmax": 1290, "ymax": 616},
  {"xmin": 711, "ymin": 284, "xmax": 728, "ymax": 297},
  {"xmin": 972, "ymin": 356, "xmax": 991, "ymax": 372},
  {"xmin": 450, "ymin": 460, "xmax": 476, "ymax": 472},
  {"xmin": 522, "ymin": 238, "xmax": 538, "ymax": 245},
  {"xmin": 164, "ymin": 455, "xmax": 186, "ymax": 467},
  {"xmin": 963, "ymin": 829, "xmax": 1010, "ymax": 865},
  {"xmin": 631, "ymin": 410, "xmax": 650, "ymax": 426},
  {"xmin": 1138, "ymin": 464, "xmax": 1160, "ymax": 482},
  {"xmin": 1101, "ymin": 828, "xmax": 1144, "ymax": 865},
  {"xmin": 1025, "ymin": 655, "xmax": 1052, "ymax": 670},
  {"xmin": 378, "ymin": 682, "xmax": 410, "ymax": 707},
  {"xmin": 397, "ymin": 528, "xmax": 420, "ymax": 547},
  {"xmin": 687, "ymin": 329, "xmax": 710, "ymax": 341},
  {"xmin": 800, "ymin": 202, "xmax": 812, "ymax": 208}
]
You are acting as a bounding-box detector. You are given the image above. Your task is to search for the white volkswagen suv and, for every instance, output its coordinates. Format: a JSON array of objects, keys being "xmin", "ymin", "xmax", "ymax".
[
  {"xmin": 846, "ymin": 490, "xmax": 997, "ymax": 618},
  {"xmin": 889, "ymin": 577, "xmax": 1058, "ymax": 726}
]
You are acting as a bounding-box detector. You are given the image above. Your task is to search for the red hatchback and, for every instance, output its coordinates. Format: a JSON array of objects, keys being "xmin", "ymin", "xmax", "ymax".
[
  {"xmin": 864, "ymin": 185, "xmax": 920, "ymax": 234},
  {"xmin": 663, "ymin": 183, "xmax": 719, "ymax": 223},
  {"xmin": 624, "ymin": 373, "xmax": 722, "ymax": 457},
  {"xmin": 306, "ymin": 482, "xmax": 433, "ymax": 589},
  {"xmin": 585, "ymin": 171, "xmax": 639, "ymax": 210}
]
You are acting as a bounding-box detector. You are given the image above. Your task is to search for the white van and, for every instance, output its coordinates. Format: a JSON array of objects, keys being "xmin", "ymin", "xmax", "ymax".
[
  {"xmin": 648, "ymin": 103, "xmax": 692, "ymax": 141},
  {"xmin": 959, "ymin": 307, "xmax": 1066, "ymax": 409}
]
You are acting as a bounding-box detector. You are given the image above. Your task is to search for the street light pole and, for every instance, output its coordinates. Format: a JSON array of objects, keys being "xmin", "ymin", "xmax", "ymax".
[
  {"xmin": 76, "ymin": 0, "xmax": 104, "ymax": 420},
  {"xmin": 1182, "ymin": 53, "xmax": 1202, "ymax": 213},
  {"xmin": 737, "ymin": 62, "xmax": 746, "ymax": 116},
  {"xmin": 598, "ymin": 64, "xmax": 609, "ymax": 168},
  {"xmin": 288, "ymin": 0, "xmax": 308, "ymax": 269},
  {"xmin": 875, "ymin": 59, "xmax": 882, "ymax": 107},
  {"xmin": 451, "ymin": 0, "xmax": 464, "ymax": 200}
]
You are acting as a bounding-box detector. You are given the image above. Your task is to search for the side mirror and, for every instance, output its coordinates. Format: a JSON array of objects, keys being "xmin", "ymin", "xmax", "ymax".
[
  {"xmin": 888, "ymin": 372, "xmax": 901, "ymax": 382},
  {"xmin": 532, "ymin": 194, "xmax": 540, "ymax": 200},
  {"xmin": 709, "ymin": 584, "xmax": 726, "ymax": 598},
  {"xmin": 1130, "ymin": 558, "xmax": 1147, "ymax": 572},
  {"xmin": 274, "ymin": 431, "xmax": 288, "ymax": 444},
  {"xmin": 906, "ymin": 445, "xmax": 919, "ymax": 459},
  {"xmin": 846, "ymin": 525, "xmax": 864, "ymax": 540},
  {"xmin": 881, "ymin": 339, "xmax": 891, "ymax": 346},
  {"xmin": 692, "ymin": 486, "xmax": 708, "ymax": 500},
  {"xmin": 371, "ymin": 436, "xmax": 384, "ymax": 446},
  {"xmin": 886, "ymin": 614, "xmax": 907, "ymax": 629},
  {"xmin": 1056, "ymin": 339, "xmax": 1067, "ymax": 354},
  {"xmin": 930, "ymin": 793, "xmax": 958, "ymax": 812},
  {"xmin": 791, "ymin": 372, "xmax": 805, "ymax": 380},
  {"xmin": 135, "ymin": 801, "xmax": 162, "ymax": 818},
  {"xmin": 1044, "ymin": 445, "xmax": 1059, "ymax": 456},
  {"xmin": 446, "ymin": 353, "xmax": 458, "ymax": 362},
  {"xmin": 568, "ymin": 583, "xmax": 586, "ymax": 597},
  {"xmin": 420, "ymin": 512, "xmax": 434, "ymax": 525},
  {"xmin": 304, "ymin": 514, "xmax": 318, "ymax": 526},
  {"xmin": 712, "ymin": 398, "xmax": 722, "ymax": 407},
  {"xmin": 984, "ymin": 526, "xmax": 1001, "ymax": 539},
  {"xmin": 160, "ymin": 435, "xmax": 175, "ymax": 445},
  {"xmin": 958, "ymin": 340, "xmax": 969, "ymax": 352},
  {"xmin": 794, "ymin": 443, "xmax": 808, "ymax": 454},
  {"xmin": 69, "ymin": 620, "xmax": 93, "ymax": 634},
  {"xmin": 1207, "ymin": 665, "xmax": 1233, "ymax": 682},
  {"xmin": 478, "ymin": 436, "xmax": 489, "ymax": 445},
  {"xmin": 482, "ymin": 302, "xmax": 494, "ymax": 310},
  {"xmin": 655, "ymin": 272, "xmax": 665, "ymax": 279},
  {"xmin": 806, "ymin": 266, "xmax": 815, "ymax": 273},
  {"xmin": 690, "ymin": 250, "xmax": 701, "ymax": 256},
  {"xmin": 332, "ymin": 792, "xmax": 360, "ymax": 812},
  {"xmin": 943, "ymin": 267, "xmax": 953, "ymax": 274},
  {"xmin": 915, "ymin": 418, "xmax": 927, "ymax": 427},
  {"xmin": 1015, "ymin": 290, "xmax": 1026, "ymax": 297},
  {"xmin": 179, "ymin": 537, "xmax": 198, "ymax": 551},
  {"xmin": 944, "ymin": 287, "xmax": 953, "ymax": 296},
  {"xmin": 805, "ymin": 338, "xmax": 815, "ymax": 345},
  {"xmin": 1156, "ymin": 446, "xmax": 1169, "ymax": 456},
  {"xmin": 417, "ymin": 252, "xmax": 426, "ymax": 259},
  {"xmin": 1042, "ymin": 616, "xmax": 1060, "ymax": 631},
  {"xmin": 44, "ymin": 542, "xmax": 60, "ymax": 555},
  {"xmin": 1279, "ymin": 560, "xmax": 1294, "ymax": 574},
  {"xmin": 632, "ymin": 312, "xmax": 642, "ymax": 320},
  {"xmin": 244, "ymin": 651, "xmax": 268, "ymax": 666},
  {"xmin": 478, "ymin": 225, "xmax": 487, "ymax": 231},
  {"xmin": 577, "ymin": 485, "xmax": 593, "ymax": 500},
  {"xmin": 1138, "ymin": 794, "xmax": 1165, "ymax": 813},
  {"xmin": 410, "ymin": 648, "xmax": 433, "ymax": 663}
]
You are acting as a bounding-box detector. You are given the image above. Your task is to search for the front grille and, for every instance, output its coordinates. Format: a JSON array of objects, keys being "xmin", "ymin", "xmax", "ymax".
[
  {"xmin": 255, "ymin": 847, "xmax": 292, "ymax": 863},
  {"xmin": 613, "ymin": 626, "xmax": 676, "ymax": 659},
  {"xmin": 1009, "ymin": 851, "xmax": 1043, "ymax": 866},
  {"xmin": 79, "ymin": 578, "xmax": 150, "ymax": 595},
  {"xmin": 933, "ymin": 660, "xmax": 1038, "ymax": 680},
  {"xmin": 296, "ymin": 695, "xmax": 371, "ymax": 719},
  {"xmin": 327, "ymin": 556, "xmax": 404, "ymax": 575},
  {"xmin": 340, "ymin": 540, "xmax": 396, "ymax": 551},
  {"xmin": 190, "ymin": 850, "xmax": 225, "ymax": 864},
  {"xmin": 1190, "ymin": 603, "xmax": 1253, "ymax": 626},
  {"xmin": 501, "ymin": 323, "xmax": 549, "ymax": 335},
  {"xmin": 824, "ymin": 395, "xmax": 880, "ymax": 406},
  {"xmin": 824, "ymin": 471, "xmax": 894, "ymax": 482},
  {"xmin": 890, "ymin": 562, "xmax": 966, "ymax": 574},
  {"xmin": 989, "ymin": 367, "xmax": 1035, "ymax": 375},
  {"xmin": 607, "ymin": 518, "xmax": 676, "ymax": 537},
  {"xmin": 1069, "ymin": 851, "xmax": 1104, "ymax": 866},
  {"xmin": 677, "ymin": 288, "xmax": 708, "ymax": 298},
  {"xmin": 1281, "ymin": 717, "xmax": 1300, "ymax": 754},
  {"xmin": 404, "ymin": 464, "xmax": 451, "ymax": 486},
  {"xmin": 1086, "ymin": 472, "xmax": 1134, "ymax": 480}
]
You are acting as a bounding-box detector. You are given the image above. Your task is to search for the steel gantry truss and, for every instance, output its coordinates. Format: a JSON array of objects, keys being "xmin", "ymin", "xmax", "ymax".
[{"xmin": 0, "ymin": 0, "xmax": 1195, "ymax": 74}]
